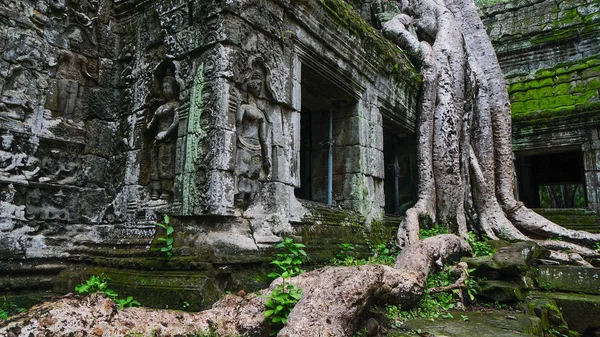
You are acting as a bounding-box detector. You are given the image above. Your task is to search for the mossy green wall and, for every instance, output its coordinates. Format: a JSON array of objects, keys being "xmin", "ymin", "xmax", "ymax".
[{"xmin": 509, "ymin": 56, "xmax": 600, "ymax": 124}]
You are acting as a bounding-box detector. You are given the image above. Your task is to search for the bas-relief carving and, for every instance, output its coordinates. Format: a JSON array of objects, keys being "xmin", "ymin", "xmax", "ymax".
[
  {"xmin": 25, "ymin": 188, "xmax": 70, "ymax": 222},
  {"xmin": 0, "ymin": 184, "xmax": 25, "ymax": 225},
  {"xmin": 0, "ymin": 68, "xmax": 37, "ymax": 123},
  {"xmin": 54, "ymin": 50, "xmax": 95, "ymax": 125},
  {"xmin": 234, "ymin": 62, "xmax": 272, "ymax": 209},
  {"xmin": 0, "ymin": 133, "xmax": 40, "ymax": 181},
  {"xmin": 144, "ymin": 62, "xmax": 180, "ymax": 204}
]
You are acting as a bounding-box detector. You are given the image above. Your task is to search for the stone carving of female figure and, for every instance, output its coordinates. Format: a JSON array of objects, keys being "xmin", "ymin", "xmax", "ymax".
[
  {"xmin": 234, "ymin": 70, "xmax": 270, "ymax": 207},
  {"xmin": 146, "ymin": 68, "xmax": 180, "ymax": 202}
]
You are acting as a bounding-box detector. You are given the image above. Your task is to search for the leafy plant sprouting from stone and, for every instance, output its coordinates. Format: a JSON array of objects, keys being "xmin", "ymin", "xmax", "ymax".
[
  {"xmin": 0, "ymin": 296, "xmax": 23, "ymax": 320},
  {"xmin": 75, "ymin": 274, "xmax": 141, "ymax": 310},
  {"xmin": 330, "ymin": 241, "xmax": 400, "ymax": 266},
  {"xmin": 386, "ymin": 265, "xmax": 477, "ymax": 323},
  {"xmin": 264, "ymin": 238, "xmax": 306, "ymax": 332},
  {"xmin": 465, "ymin": 232, "xmax": 495, "ymax": 257},
  {"xmin": 155, "ymin": 215, "xmax": 174, "ymax": 260}
]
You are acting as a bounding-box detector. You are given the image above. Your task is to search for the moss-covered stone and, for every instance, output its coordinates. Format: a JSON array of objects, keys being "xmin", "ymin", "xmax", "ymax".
[
  {"xmin": 509, "ymin": 55, "xmax": 600, "ymax": 125},
  {"xmin": 531, "ymin": 291, "xmax": 600, "ymax": 333},
  {"xmin": 317, "ymin": 0, "xmax": 420, "ymax": 82},
  {"xmin": 523, "ymin": 296, "xmax": 570, "ymax": 337},
  {"xmin": 537, "ymin": 266, "xmax": 600, "ymax": 295},
  {"xmin": 393, "ymin": 310, "xmax": 543, "ymax": 336}
]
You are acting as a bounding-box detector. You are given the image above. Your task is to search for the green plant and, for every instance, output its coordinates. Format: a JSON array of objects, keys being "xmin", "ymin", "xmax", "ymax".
[
  {"xmin": 386, "ymin": 265, "xmax": 478, "ymax": 324},
  {"xmin": 369, "ymin": 243, "xmax": 399, "ymax": 265},
  {"xmin": 268, "ymin": 238, "xmax": 307, "ymax": 280},
  {"xmin": 0, "ymin": 296, "xmax": 23, "ymax": 320},
  {"xmin": 264, "ymin": 238, "xmax": 307, "ymax": 334},
  {"xmin": 464, "ymin": 268, "xmax": 479, "ymax": 301},
  {"xmin": 419, "ymin": 223, "xmax": 450, "ymax": 239},
  {"xmin": 466, "ymin": 232, "xmax": 494, "ymax": 257},
  {"xmin": 594, "ymin": 242, "xmax": 600, "ymax": 252},
  {"xmin": 75, "ymin": 274, "xmax": 141, "ymax": 310},
  {"xmin": 155, "ymin": 214, "xmax": 174, "ymax": 260},
  {"xmin": 336, "ymin": 243, "xmax": 356, "ymax": 260},
  {"xmin": 264, "ymin": 283, "xmax": 302, "ymax": 326}
]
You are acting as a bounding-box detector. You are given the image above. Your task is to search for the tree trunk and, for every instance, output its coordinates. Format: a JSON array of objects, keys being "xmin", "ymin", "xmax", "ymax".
[{"xmin": 383, "ymin": 0, "xmax": 600, "ymax": 254}]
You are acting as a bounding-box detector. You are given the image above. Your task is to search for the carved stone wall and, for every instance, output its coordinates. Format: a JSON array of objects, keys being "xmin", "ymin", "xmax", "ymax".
[
  {"xmin": 0, "ymin": 0, "xmax": 119, "ymax": 260},
  {"xmin": 0, "ymin": 0, "xmax": 418, "ymax": 308},
  {"xmin": 482, "ymin": 0, "xmax": 600, "ymax": 211}
]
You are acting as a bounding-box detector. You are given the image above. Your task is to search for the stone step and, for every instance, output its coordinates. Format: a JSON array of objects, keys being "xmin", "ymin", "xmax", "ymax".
[
  {"xmin": 529, "ymin": 291, "xmax": 600, "ymax": 333},
  {"xmin": 538, "ymin": 265, "xmax": 600, "ymax": 295},
  {"xmin": 391, "ymin": 310, "xmax": 543, "ymax": 336},
  {"xmin": 532, "ymin": 208, "xmax": 600, "ymax": 233}
]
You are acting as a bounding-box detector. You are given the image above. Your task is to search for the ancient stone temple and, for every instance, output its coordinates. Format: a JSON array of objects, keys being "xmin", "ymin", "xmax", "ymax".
[
  {"xmin": 1, "ymin": 0, "xmax": 599, "ymax": 310},
  {"xmin": 482, "ymin": 0, "xmax": 600, "ymax": 212},
  {"xmin": 0, "ymin": 0, "xmax": 420, "ymax": 308}
]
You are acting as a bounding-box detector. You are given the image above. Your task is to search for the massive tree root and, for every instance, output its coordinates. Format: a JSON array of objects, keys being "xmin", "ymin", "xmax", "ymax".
[
  {"xmin": 382, "ymin": 0, "xmax": 600, "ymax": 257},
  {"xmin": 0, "ymin": 235, "xmax": 471, "ymax": 337}
]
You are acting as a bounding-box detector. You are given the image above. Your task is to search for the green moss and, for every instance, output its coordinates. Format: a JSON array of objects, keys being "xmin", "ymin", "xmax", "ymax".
[{"xmin": 510, "ymin": 55, "xmax": 600, "ymax": 121}]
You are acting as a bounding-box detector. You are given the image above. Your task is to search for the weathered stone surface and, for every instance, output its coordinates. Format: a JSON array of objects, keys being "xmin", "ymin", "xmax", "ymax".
[
  {"xmin": 538, "ymin": 265, "xmax": 600, "ymax": 295},
  {"xmin": 523, "ymin": 296, "xmax": 570, "ymax": 336},
  {"xmin": 395, "ymin": 310, "xmax": 543, "ymax": 337},
  {"xmin": 532, "ymin": 291, "xmax": 600, "ymax": 333},
  {"xmin": 478, "ymin": 280, "xmax": 527, "ymax": 303}
]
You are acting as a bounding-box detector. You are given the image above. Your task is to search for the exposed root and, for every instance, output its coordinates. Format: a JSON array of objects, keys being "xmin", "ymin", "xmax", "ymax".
[
  {"xmin": 428, "ymin": 261, "xmax": 468, "ymax": 294},
  {"xmin": 537, "ymin": 240, "xmax": 600, "ymax": 258}
]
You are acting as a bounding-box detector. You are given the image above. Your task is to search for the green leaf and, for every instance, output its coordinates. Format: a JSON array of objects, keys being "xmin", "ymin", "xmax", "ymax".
[
  {"xmin": 75, "ymin": 284, "xmax": 89, "ymax": 294},
  {"xmin": 161, "ymin": 247, "xmax": 172, "ymax": 252},
  {"xmin": 157, "ymin": 237, "xmax": 167, "ymax": 242},
  {"xmin": 264, "ymin": 309, "xmax": 274, "ymax": 317},
  {"xmin": 166, "ymin": 237, "xmax": 174, "ymax": 245},
  {"xmin": 166, "ymin": 227, "xmax": 174, "ymax": 235},
  {"xmin": 164, "ymin": 215, "xmax": 170, "ymax": 224}
]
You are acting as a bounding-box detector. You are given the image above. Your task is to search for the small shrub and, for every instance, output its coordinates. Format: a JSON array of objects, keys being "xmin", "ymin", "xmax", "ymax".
[
  {"xmin": 419, "ymin": 224, "xmax": 450, "ymax": 239},
  {"xmin": 264, "ymin": 238, "xmax": 306, "ymax": 334},
  {"xmin": 75, "ymin": 274, "xmax": 141, "ymax": 309},
  {"xmin": 0, "ymin": 297, "xmax": 23, "ymax": 320},
  {"xmin": 155, "ymin": 215, "xmax": 174, "ymax": 260},
  {"xmin": 466, "ymin": 231, "xmax": 494, "ymax": 257}
]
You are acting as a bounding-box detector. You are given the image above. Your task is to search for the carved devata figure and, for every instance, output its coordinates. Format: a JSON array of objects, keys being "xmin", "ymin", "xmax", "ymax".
[
  {"xmin": 234, "ymin": 65, "xmax": 271, "ymax": 208},
  {"xmin": 145, "ymin": 63, "xmax": 180, "ymax": 203}
]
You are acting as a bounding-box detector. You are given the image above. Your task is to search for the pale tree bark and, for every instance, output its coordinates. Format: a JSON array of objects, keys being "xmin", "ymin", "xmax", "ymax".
[{"xmin": 383, "ymin": 0, "xmax": 600, "ymax": 255}]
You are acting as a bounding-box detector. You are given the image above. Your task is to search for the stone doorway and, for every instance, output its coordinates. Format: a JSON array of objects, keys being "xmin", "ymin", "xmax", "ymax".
[
  {"xmin": 383, "ymin": 129, "xmax": 417, "ymax": 215},
  {"xmin": 295, "ymin": 64, "xmax": 357, "ymax": 205},
  {"xmin": 516, "ymin": 150, "xmax": 586, "ymax": 208}
]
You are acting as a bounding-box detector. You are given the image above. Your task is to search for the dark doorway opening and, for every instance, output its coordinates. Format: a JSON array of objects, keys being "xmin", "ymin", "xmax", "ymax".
[
  {"xmin": 516, "ymin": 151, "xmax": 586, "ymax": 208},
  {"xmin": 383, "ymin": 129, "xmax": 417, "ymax": 215},
  {"xmin": 295, "ymin": 64, "xmax": 357, "ymax": 204}
]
